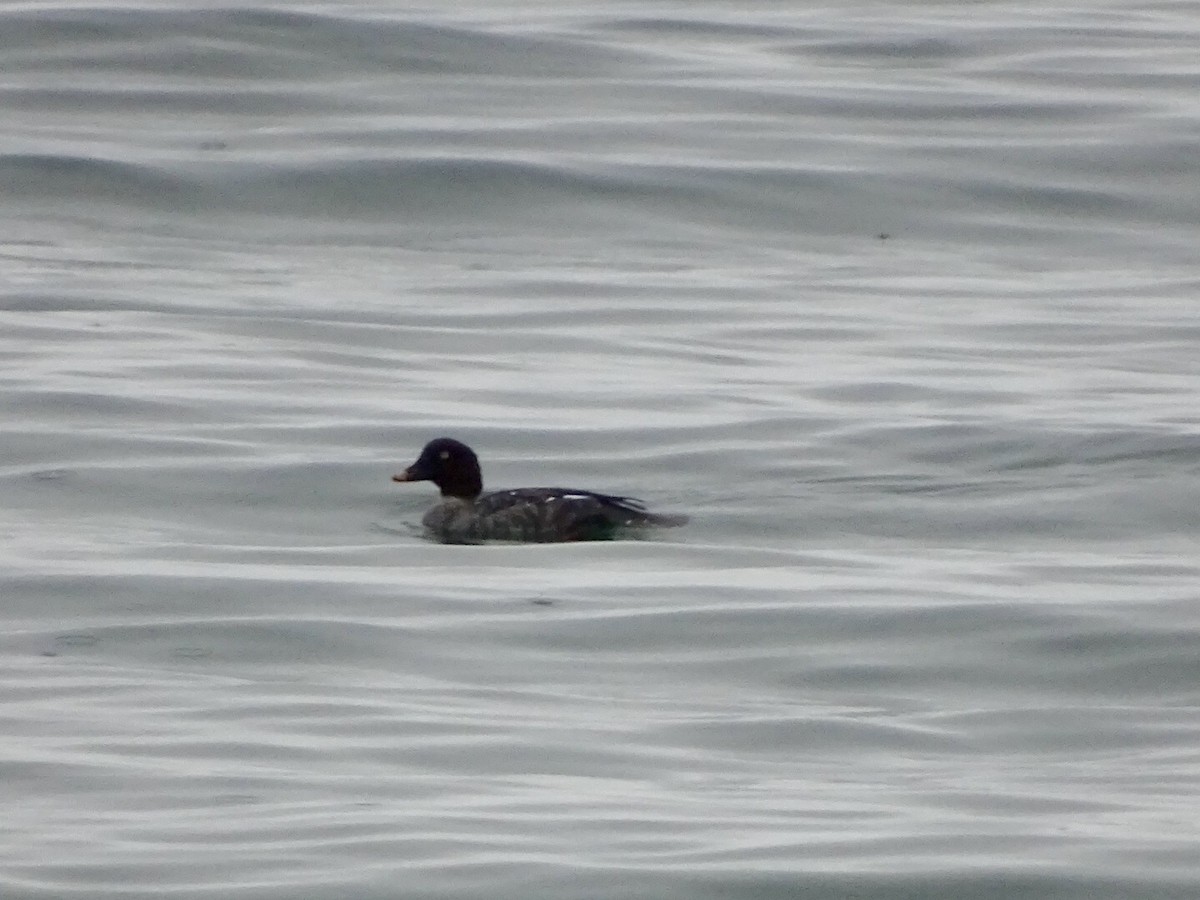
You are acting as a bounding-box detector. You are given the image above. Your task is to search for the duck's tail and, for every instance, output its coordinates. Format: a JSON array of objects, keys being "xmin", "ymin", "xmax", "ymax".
[
  {"xmin": 603, "ymin": 494, "xmax": 689, "ymax": 528},
  {"xmin": 641, "ymin": 511, "xmax": 689, "ymax": 528}
]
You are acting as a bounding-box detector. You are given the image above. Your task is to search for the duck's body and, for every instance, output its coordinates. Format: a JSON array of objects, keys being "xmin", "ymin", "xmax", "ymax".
[{"xmin": 393, "ymin": 438, "xmax": 688, "ymax": 544}]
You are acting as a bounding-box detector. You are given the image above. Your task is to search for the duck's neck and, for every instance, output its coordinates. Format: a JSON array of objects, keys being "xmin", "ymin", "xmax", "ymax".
[{"xmin": 438, "ymin": 469, "xmax": 482, "ymax": 500}]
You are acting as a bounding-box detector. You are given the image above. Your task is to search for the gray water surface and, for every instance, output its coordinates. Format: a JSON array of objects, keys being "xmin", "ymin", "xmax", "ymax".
[{"xmin": 3, "ymin": 2, "xmax": 1199, "ymax": 898}]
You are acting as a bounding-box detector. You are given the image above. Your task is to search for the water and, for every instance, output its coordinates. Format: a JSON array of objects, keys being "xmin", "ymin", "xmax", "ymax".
[{"xmin": 2, "ymin": 2, "xmax": 1199, "ymax": 898}]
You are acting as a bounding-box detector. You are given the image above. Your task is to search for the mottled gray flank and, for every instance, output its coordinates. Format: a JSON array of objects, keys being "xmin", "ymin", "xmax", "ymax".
[
  {"xmin": 420, "ymin": 489, "xmax": 687, "ymax": 543},
  {"xmin": 2, "ymin": 1, "xmax": 1200, "ymax": 899}
]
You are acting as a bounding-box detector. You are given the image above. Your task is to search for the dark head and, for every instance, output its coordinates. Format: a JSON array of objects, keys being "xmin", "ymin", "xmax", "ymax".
[{"xmin": 392, "ymin": 437, "xmax": 483, "ymax": 500}]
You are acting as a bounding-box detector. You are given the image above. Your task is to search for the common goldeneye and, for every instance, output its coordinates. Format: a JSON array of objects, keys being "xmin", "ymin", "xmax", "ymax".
[{"xmin": 392, "ymin": 437, "xmax": 688, "ymax": 543}]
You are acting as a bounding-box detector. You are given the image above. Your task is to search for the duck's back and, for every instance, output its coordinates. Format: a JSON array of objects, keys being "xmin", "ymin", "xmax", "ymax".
[{"xmin": 427, "ymin": 487, "xmax": 687, "ymax": 543}]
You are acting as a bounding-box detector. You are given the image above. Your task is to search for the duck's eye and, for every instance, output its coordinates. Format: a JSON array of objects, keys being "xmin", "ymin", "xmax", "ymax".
[{"xmin": 439, "ymin": 450, "xmax": 450, "ymax": 460}]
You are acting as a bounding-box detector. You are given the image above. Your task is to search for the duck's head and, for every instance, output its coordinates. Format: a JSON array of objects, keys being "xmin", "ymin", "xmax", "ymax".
[{"xmin": 392, "ymin": 437, "xmax": 483, "ymax": 500}]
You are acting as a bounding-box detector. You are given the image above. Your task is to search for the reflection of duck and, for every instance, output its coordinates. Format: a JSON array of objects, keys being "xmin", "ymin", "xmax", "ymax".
[{"xmin": 393, "ymin": 437, "xmax": 689, "ymax": 543}]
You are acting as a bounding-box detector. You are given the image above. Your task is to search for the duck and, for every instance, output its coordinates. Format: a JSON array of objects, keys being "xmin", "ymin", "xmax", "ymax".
[{"xmin": 392, "ymin": 437, "xmax": 688, "ymax": 543}]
